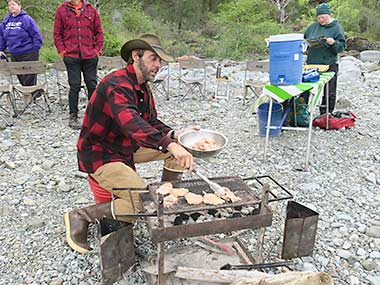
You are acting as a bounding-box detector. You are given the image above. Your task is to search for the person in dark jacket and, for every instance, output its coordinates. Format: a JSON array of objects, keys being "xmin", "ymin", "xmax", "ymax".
[
  {"xmin": 304, "ymin": 3, "xmax": 346, "ymax": 114},
  {"xmin": 0, "ymin": 0, "xmax": 42, "ymax": 86},
  {"xmin": 54, "ymin": 0, "xmax": 104, "ymax": 130}
]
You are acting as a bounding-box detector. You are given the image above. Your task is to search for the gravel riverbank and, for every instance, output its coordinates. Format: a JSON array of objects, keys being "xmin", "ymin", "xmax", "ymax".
[{"xmin": 0, "ymin": 58, "xmax": 380, "ymax": 284}]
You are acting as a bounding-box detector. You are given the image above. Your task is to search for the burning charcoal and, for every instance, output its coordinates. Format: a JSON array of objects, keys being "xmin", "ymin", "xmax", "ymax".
[
  {"xmin": 232, "ymin": 212, "xmax": 242, "ymax": 218},
  {"xmin": 251, "ymin": 207, "xmax": 260, "ymax": 215},
  {"xmin": 204, "ymin": 214, "xmax": 214, "ymax": 221},
  {"xmin": 240, "ymin": 207, "xmax": 250, "ymax": 215},
  {"xmin": 226, "ymin": 207, "xmax": 234, "ymax": 214},
  {"xmin": 173, "ymin": 216, "xmax": 183, "ymax": 225},
  {"xmin": 180, "ymin": 213, "xmax": 190, "ymax": 222},
  {"xmin": 218, "ymin": 209, "xmax": 230, "ymax": 218},
  {"xmin": 247, "ymin": 206, "xmax": 255, "ymax": 213},
  {"xmin": 208, "ymin": 209, "xmax": 218, "ymax": 216},
  {"xmin": 173, "ymin": 213, "xmax": 190, "ymax": 225},
  {"xmin": 196, "ymin": 215, "xmax": 206, "ymax": 222},
  {"xmin": 190, "ymin": 212, "xmax": 202, "ymax": 221}
]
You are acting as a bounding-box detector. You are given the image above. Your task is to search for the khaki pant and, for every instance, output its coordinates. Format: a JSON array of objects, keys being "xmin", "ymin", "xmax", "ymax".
[{"xmin": 90, "ymin": 147, "xmax": 184, "ymax": 222}]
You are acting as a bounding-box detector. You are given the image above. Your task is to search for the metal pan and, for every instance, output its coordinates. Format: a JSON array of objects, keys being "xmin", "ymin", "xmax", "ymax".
[{"xmin": 178, "ymin": 129, "xmax": 227, "ymax": 158}]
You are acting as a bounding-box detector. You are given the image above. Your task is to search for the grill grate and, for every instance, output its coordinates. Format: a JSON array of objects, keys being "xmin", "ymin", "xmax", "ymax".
[{"xmin": 145, "ymin": 176, "xmax": 260, "ymax": 215}]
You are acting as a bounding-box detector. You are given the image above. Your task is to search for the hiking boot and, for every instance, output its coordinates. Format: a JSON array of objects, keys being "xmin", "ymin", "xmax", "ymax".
[
  {"xmin": 69, "ymin": 113, "xmax": 81, "ymax": 130},
  {"xmin": 64, "ymin": 202, "xmax": 112, "ymax": 254}
]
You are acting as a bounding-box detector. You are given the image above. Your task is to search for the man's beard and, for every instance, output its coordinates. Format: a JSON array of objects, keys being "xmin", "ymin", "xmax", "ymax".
[{"xmin": 138, "ymin": 58, "xmax": 154, "ymax": 83}]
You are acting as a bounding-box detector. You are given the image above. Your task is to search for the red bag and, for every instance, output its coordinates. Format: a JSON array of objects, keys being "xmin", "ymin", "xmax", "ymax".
[{"xmin": 313, "ymin": 111, "xmax": 356, "ymax": 129}]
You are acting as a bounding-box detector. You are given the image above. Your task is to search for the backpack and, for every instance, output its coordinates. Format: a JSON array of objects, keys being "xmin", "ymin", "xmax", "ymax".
[
  {"xmin": 313, "ymin": 111, "xmax": 357, "ymax": 129},
  {"xmin": 285, "ymin": 92, "xmax": 310, "ymax": 127}
]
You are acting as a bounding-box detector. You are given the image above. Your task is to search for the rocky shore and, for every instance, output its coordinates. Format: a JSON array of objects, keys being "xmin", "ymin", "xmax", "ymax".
[{"xmin": 0, "ymin": 57, "xmax": 379, "ymax": 284}]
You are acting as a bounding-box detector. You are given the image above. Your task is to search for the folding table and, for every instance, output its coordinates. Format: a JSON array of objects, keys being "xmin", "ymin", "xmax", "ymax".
[{"xmin": 261, "ymin": 72, "xmax": 335, "ymax": 170}]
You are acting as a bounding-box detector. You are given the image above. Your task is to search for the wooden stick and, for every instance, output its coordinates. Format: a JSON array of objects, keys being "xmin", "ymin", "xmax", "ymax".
[{"xmin": 175, "ymin": 266, "xmax": 333, "ymax": 285}]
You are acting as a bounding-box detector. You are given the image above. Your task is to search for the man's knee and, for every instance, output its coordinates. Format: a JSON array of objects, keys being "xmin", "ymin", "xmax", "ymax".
[{"xmin": 91, "ymin": 162, "xmax": 147, "ymax": 196}]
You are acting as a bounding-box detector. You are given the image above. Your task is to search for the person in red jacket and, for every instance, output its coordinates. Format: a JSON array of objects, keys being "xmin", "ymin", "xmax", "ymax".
[{"xmin": 54, "ymin": 0, "xmax": 103, "ymax": 129}]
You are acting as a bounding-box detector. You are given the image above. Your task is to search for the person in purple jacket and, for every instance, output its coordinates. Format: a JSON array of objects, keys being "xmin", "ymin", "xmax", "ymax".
[{"xmin": 0, "ymin": 0, "xmax": 43, "ymax": 86}]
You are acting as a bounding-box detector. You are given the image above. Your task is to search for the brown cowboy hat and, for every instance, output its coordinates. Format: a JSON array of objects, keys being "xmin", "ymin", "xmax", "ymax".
[{"xmin": 120, "ymin": 34, "xmax": 173, "ymax": 63}]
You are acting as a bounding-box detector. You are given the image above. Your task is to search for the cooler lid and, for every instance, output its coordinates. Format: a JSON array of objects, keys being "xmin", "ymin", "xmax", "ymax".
[{"xmin": 268, "ymin": 33, "xmax": 304, "ymax": 42}]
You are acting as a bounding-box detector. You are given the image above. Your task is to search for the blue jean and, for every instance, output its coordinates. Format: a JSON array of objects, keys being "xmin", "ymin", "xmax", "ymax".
[{"xmin": 63, "ymin": 56, "xmax": 98, "ymax": 114}]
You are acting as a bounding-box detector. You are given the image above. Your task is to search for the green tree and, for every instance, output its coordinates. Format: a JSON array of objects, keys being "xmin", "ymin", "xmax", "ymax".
[
  {"xmin": 210, "ymin": 0, "xmax": 285, "ymax": 59},
  {"xmin": 330, "ymin": 0, "xmax": 361, "ymax": 34}
]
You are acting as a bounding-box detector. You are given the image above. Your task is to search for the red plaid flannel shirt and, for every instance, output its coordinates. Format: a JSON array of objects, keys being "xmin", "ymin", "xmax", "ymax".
[
  {"xmin": 77, "ymin": 64, "xmax": 173, "ymax": 173},
  {"xmin": 54, "ymin": 0, "xmax": 103, "ymax": 59}
]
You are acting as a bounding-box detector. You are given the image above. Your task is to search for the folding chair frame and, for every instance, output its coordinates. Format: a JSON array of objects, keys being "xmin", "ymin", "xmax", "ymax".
[
  {"xmin": 0, "ymin": 61, "xmax": 17, "ymax": 122},
  {"xmin": 178, "ymin": 59, "xmax": 207, "ymax": 100},
  {"xmin": 53, "ymin": 59, "xmax": 90, "ymax": 110},
  {"xmin": 243, "ymin": 60, "xmax": 269, "ymax": 105},
  {"xmin": 151, "ymin": 62, "xmax": 170, "ymax": 100},
  {"xmin": 7, "ymin": 61, "xmax": 51, "ymax": 118},
  {"xmin": 0, "ymin": 83, "xmax": 16, "ymax": 126},
  {"xmin": 97, "ymin": 56, "xmax": 125, "ymax": 81}
]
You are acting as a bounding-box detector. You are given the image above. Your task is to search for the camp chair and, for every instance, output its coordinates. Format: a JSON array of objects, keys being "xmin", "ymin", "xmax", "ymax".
[
  {"xmin": 7, "ymin": 61, "xmax": 50, "ymax": 118},
  {"xmin": 0, "ymin": 64, "xmax": 13, "ymax": 125},
  {"xmin": 53, "ymin": 59, "xmax": 90, "ymax": 110},
  {"xmin": 0, "ymin": 83, "xmax": 15, "ymax": 126},
  {"xmin": 178, "ymin": 58, "xmax": 207, "ymax": 100},
  {"xmin": 0, "ymin": 61, "xmax": 16, "ymax": 126},
  {"xmin": 97, "ymin": 56, "xmax": 125, "ymax": 80},
  {"xmin": 53, "ymin": 59, "xmax": 70, "ymax": 108},
  {"xmin": 151, "ymin": 61, "xmax": 170, "ymax": 100},
  {"xmin": 243, "ymin": 60, "xmax": 269, "ymax": 105}
]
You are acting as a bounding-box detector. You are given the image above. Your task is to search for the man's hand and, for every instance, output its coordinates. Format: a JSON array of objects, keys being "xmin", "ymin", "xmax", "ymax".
[
  {"xmin": 326, "ymin": 38, "xmax": 335, "ymax": 45},
  {"xmin": 173, "ymin": 125, "xmax": 201, "ymax": 140},
  {"xmin": 166, "ymin": 142, "xmax": 194, "ymax": 171}
]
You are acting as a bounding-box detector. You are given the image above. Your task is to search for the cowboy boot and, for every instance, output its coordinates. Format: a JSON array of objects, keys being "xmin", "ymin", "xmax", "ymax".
[
  {"xmin": 64, "ymin": 201, "xmax": 112, "ymax": 254},
  {"xmin": 161, "ymin": 168, "xmax": 183, "ymax": 182}
]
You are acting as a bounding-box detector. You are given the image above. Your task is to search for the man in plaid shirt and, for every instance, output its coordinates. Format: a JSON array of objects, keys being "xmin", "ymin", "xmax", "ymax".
[
  {"xmin": 54, "ymin": 0, "xmax": 104, "ymax": 129},
  {"xmin": 64, "ymin": 34, "xmax": 197, "ymax": 254}
]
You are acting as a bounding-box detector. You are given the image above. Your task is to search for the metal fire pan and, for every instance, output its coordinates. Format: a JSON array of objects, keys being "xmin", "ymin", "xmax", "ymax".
[
  {"xmin": 144, "ymin": 176, "xmax": 260, "ymax": 215},
  {"xmin": 148, "ymin": 206, "xmax": 273, "ymax": 243},
  {"xmin": 282, "ymin": 201, "xmax": 319, "ymax": 259}
]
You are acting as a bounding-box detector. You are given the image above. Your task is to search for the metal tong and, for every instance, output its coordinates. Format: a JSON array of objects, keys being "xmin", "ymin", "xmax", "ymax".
[
  {"xmin": 193, "ymin": 169, "xmax": 225, "ymax": 195},
  {"xmin": 220, "ymin": 260, "xmax": 294, "ymax": 271}
]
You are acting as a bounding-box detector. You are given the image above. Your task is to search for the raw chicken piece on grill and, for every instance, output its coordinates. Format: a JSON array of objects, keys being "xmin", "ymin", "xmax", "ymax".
[
  {"xmin": 184, "ymin": 192, "xmax": 203, "ymax": 205},
  {"xmin": 218, "ymin": 187, "xmax": 242, "ymax": 203},
  {"xmin": 169, "ymin": 187, "xmax": 189, "ymax": 197},
  {"xmin": 163, "ymin": 194, "xmax": 178, "ymax": 208},
  {"xmin": 156, "ymin": 182, "xmax": 173, "ymax": 195},
  {"xmin": 203, "ymin": 193, "xmax": 225, "ymax": 205}
]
